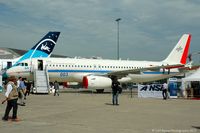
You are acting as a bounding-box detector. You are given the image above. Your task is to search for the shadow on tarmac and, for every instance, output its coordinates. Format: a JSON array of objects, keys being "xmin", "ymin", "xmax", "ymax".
[
  {"xmin": 192, "ymin": 126, "xmax": 200, "ymax": 129},
  {"xmin": 105, "ymin": 103, "xmax": 114, "ymax": 106}
]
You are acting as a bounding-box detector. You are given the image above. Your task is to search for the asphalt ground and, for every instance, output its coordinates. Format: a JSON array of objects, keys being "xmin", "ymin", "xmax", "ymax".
[{"xmin": 0, "ymin": 89, "xmax": 200, "ymax": 133}]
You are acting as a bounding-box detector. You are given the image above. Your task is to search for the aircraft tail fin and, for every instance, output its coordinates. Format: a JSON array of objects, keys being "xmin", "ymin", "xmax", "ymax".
[
  {"xmin": 163, "ymin": 34, "xmax": 191, "ymax": 65},
  {"xmin": 16, "ymin": 31, "xmax": 60, "ymax": 64}
]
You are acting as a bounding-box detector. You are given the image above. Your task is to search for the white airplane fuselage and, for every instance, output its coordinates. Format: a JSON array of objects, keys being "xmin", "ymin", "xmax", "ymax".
[
  {"xmin": 6, "ymin": 34, "xmax": 191, "ymax": 89},
  {"xmin": 7, "ymin": 57, "xmax": 180, "ymax": 83}
]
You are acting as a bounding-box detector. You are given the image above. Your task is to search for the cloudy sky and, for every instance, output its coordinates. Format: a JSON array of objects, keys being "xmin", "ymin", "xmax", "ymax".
[{"xmin": 0, "ymin": 0, "xmax": 200, "ymax": 62}]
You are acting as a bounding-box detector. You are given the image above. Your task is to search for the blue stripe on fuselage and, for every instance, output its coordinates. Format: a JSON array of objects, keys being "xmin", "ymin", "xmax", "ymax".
[
  {"xmin": 143, "ymin": 71, "xmax": 177, "ymax": 74},
  {"xmin": 48, "ymin": 69, "xmax": 178, "ymax": 75},
  {"xmin": 48, "ymin": 69, "xmax": 111, "ymax": 73}
]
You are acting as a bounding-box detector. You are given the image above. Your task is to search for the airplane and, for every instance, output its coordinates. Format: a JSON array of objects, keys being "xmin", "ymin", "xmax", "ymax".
[
  {"xmin": 0, "ymin": 31, "xmax": 60, "ymax": 74},
  {"xmin": 6, "ymin": 34, "xmax": 191, "ymax": 91}
]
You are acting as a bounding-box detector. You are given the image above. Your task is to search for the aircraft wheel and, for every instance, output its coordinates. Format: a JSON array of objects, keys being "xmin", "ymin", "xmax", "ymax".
[{"xmin": 96, "ymin": 89, "xmax": 104, "ymax": 93}]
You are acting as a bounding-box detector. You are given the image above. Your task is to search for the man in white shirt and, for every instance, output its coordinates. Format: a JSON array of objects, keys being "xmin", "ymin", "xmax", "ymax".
[
  {"xmin": 162, "ymin": 83, "xmax": 168, "ymax": 100},
  {"xmin": 2, "ymin": 76, "xmax": 19, "ymax": 121}
]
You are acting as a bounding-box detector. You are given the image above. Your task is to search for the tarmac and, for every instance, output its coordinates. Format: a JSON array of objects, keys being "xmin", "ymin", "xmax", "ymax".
[{"xmin": 0, "ymin": 89, "xmax": 200, "ymax": 133}]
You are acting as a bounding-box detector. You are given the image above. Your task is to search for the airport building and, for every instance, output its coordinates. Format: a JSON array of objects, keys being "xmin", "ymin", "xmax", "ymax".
[
  {"xmin": 0, "ymin": 47, "xmax": 68, "ymax": 59},
  {"xmin": 0, "ymin": 48, "xmax": 19, "ymax": 59}
]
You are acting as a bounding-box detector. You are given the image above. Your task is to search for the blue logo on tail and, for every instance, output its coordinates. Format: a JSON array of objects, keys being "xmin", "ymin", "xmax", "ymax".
[{"xmin": 16, "ymin": 32, "xmax": 60, "ymax": 64}]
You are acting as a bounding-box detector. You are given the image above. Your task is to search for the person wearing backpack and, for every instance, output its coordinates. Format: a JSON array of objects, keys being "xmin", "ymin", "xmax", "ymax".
[
  {"xmin": 111, "ymin": 76, "xmax": 120, "ymax": 105},
  {"xmin": 2, "ymin": 76, "xmax": 19, "ymax": 121}
]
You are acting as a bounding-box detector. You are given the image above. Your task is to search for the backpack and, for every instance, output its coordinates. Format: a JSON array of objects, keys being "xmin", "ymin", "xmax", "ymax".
[{"xmin": 118, "ymin": 86, "xmax": 122, "ymax": 94}]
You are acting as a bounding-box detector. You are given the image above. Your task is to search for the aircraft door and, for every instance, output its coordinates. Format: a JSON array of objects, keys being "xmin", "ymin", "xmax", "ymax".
[
  {"xmin": 7, "ymin": 62, "xmax": 12, "ymax": 69},
  {"xmin": 38, "ymin": 60, "xmax": 43, "ymax": 71}
]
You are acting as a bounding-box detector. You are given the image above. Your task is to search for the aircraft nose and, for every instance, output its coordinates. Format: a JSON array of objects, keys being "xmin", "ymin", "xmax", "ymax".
[
  {"xmin": 5, "ymin": 69, "xmax": 10, "ymax": 77},
  {"xmin": 5, "ymin": 68, "xmax": 15, "ymax": 77},
  {"xmin": 1, "ymin": 70, "xmax": 8, "ymax": 78},
  {"xmin": 2, "ymin": 71, "xmax": 8, "ymax": 78}
]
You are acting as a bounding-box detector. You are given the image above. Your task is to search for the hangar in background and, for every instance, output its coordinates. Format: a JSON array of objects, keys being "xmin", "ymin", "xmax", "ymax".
[{"xmin": 0, "ymin": 47, "xmax": 68, "ymax": 59}]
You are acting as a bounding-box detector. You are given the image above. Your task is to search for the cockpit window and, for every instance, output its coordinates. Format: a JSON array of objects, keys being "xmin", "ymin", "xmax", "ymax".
[{"xmin": 16, "ymin": 63, "xmax": 28, "ymax": 67}]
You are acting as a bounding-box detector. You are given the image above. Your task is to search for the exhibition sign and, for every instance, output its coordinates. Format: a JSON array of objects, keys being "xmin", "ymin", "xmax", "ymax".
[{"xmin": 138, "ymin": 84, "xmax": 163, "ymax": 98}]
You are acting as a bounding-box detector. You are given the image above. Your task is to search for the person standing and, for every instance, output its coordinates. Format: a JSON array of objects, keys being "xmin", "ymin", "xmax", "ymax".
[
  {"xmin": 24, "ymin": 80, "xmax": 31, "ymax": 99},
  {"xmin": 162, "ymin": 82, "xmax": 168, "ymax": 100},
  {"xmin": 2, "ymin": 76, "xmax": 19, "ymax": 121},
  {"xmin": 18, "ymin": 78, "xmax": 26, "ymax": 106},
  {"xmin": 111, "ymin": 76, "xmax": 120, "ymax": 105},
  {"xmin": 17, "ymin": 77, "xmax": 22, "ymax": 90},
  {"xmin": 54, "ymin": 80, "xmax": 59, "ymax": 96}
]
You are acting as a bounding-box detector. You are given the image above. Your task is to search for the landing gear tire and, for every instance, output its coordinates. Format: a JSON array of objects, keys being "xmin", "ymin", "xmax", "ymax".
[
  {"xmin": 32, "ymin": 87, "xmax": 36, "ymax": 94},
  {"xmin": 96, "ymin": 89, "xmax": 104, "ymax": 93}
]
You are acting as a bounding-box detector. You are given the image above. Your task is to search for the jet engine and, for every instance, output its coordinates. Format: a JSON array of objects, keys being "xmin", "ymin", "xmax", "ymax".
[{"xmin": 82, "ymin": 76, "xmax": 112, "ymax": 89}]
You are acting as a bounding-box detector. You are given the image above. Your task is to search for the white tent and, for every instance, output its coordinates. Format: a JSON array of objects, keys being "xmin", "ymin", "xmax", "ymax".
[
  {"xmin": 181, "ymin": 68, "xmax": 200, "ymax": 97},
  {"xmin": 182, "ymin": 68, "xmax": 200, "ymax": 82}
]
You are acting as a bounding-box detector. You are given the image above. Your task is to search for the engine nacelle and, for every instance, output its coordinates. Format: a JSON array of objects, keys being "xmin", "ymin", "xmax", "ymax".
[{"xmin": 82, "ymin": 76, "xmax": 112, "ymax": 89}]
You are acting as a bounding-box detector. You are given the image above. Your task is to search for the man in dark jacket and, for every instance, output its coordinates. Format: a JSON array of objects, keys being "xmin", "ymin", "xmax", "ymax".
[
  {"xmin": 54, "ymin": 80, "xmax": 59, "ymax": 96},
  {"xmin": 111, "ymin": 76, "xmax": 120, "ymax": 105}
]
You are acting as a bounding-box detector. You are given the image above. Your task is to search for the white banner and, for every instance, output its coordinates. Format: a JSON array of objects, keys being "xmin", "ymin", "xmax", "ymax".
[{"xmin": 138, "ymin": 84, "xmax": 163, "ymax": 98}]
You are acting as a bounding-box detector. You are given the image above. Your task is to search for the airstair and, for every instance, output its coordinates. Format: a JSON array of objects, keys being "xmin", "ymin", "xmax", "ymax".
[{"xmin": 33, "ymin": 69, "xmax": 49, "ymax": 94}]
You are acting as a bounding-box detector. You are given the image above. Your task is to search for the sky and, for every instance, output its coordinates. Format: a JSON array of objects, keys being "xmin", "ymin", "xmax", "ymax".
[{"xmin": 0, "ymin": 0, "xmax": 200, "ymax": 63}]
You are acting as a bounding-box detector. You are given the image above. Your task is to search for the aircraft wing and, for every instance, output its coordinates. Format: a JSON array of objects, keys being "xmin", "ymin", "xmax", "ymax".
[
  {"xmin": 106, "ymin": 64, "xmax": 185, "ymax": 77},
  {"xmin": 178, "ymin": 64, "xmax": 200, "ymax": 72}
]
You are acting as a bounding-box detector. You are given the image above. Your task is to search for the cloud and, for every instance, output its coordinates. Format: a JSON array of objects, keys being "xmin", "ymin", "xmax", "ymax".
[{"xmin": 0, "ymin": 0, "xmax": 200, "ymax": 62}]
